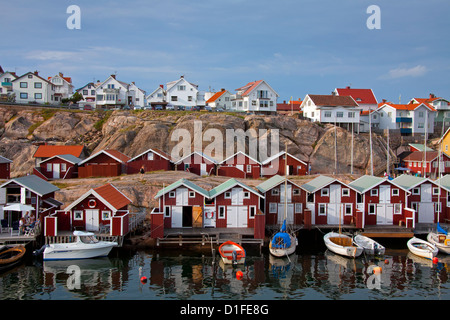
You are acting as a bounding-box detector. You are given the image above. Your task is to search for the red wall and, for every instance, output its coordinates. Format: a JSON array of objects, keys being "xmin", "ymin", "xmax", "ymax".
[
  {"xmin": 39, "ymin": 158, "xmax": 77, "ymax": 179},
  {"xmin": 127, "ymin": 153, "xmax": 172, "ymax": 174},
  {"xmin": 0, "ymin": 163, "xmax": 10, "ymax": 179},
  {"xmin": 176, "ymin": 154, "xmax": 216, "ymax": 176},
  {"xmin": 263, "ymin": 154, "xmax": 308, "ymax": 177}
]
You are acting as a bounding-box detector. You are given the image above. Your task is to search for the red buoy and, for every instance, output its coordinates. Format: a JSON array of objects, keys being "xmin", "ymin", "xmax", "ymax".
[
  {"xmin": 140, "ymin": 276, "xmax": 147, "ymax": 283},
  {"xmin": 433, "ymin": 257, "xmax": 439, "ymax": 264},
  {"xmin": 236, "ymin": 271, "xmax": 243, "ymax": 280}
]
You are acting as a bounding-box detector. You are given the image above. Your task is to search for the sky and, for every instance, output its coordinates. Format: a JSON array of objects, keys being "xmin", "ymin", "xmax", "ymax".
[{"xmin": 1, "ymin": 0, "xmax": 449, "ymax": 103}]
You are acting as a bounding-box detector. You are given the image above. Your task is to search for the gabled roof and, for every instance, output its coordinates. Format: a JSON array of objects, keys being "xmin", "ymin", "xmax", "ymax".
[
  {"xmin": 34, "ymin": 145, "xmax": 85, "ymax": 158},
  {"xmin": 128, "ymin": 148, "xmax": 172, "ymax": 162},
  {"xmin": 378, "ymin": 102, "xmax": 436, "ymax": 112},
  {"xmin": 256, "ymin": 175, "xmax": 304, "ymax": 194},
  {"xmin": 301, "ymin": 175, "xmax": 358, "ymax": 194},
  {"xmin": 79, "ymin": 149, "xmax": 130, "ymax": 165},
  {"xmin": 39, "ymin": 154, "xmax": 82, "ymax": 165},
  {"xmin": 0, "ymin": 175, "xmax": 59, "ymax": 196},
  {"xmin": 174, "ymin": 151, "xmax": 218, "ymax": 165},
  {"xmin": 334, "ymin": 87, "xmax": 378, "ymax": 105},
  {"xmin": 409, "ymin": 143, "xmax": 434, "ymax": 152},
  {"xmin": 48, "ymin": 73, "xmax": 72, "ymax": 84},
  {"xmin": 0, "ymin": 155, "xmax": 12, "ymax": 164},
  {"xmin": 206, "ymin": 89, "xmax": 229, "ymax": 104},
  {"xmin": 12, "ymin": 71, "xmax": 53, "ymax": 86},
  {"xmin": 154, "ymin": 178, "xmax": 210, "ymax": 199},
  {"xmin": 220, "ymin": 151, "xmax": 260, "ymax": 165},
  {"xmin": 392, "ymin": 174, "xmax": 437, "ymax": 190},
  {"xmin": 436, "ymin": 175, "xmax": 450, "ymax": 192},
  {"xmin": 209, "ymin": 178, "xmax": 263, "ymax": 199},
  {"xmin": 166, "ymin": 76, "xmax": 198, "ymax": 92},
  {"xmin": 348, "ymin": 175, "xmax": 409, "ymax": 194},
  {"xmin": 403, "ymin": 151, "xmax": 441, "ymax": 162},
  {"xmin": 306, "ymin": 94, "xmax": 358, "ymax": 107},
  {"xmin": 260, "ymin": 151, "xmax": 307, "ymax": 166},
  {"xmin": 64, "ymin": 183, "xmax": 131, "ymax": 212},
  {"xmin": 235, "ymin": 80, "xmax": 279, "ymax": 97}
]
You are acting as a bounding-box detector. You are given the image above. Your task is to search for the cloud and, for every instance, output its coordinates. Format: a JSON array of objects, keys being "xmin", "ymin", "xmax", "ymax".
[{"xmin": 384, "ymin": 65, "xmax": 428, "ymax": 79}]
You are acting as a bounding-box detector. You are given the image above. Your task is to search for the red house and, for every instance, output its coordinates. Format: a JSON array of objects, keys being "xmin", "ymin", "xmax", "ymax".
[
  {"xmin": 127, "ymin": 148, "xmax": 173, "ymax": 174},
  {"xmin": 175, "ymin": 151, "xmax": 217, "ymax": 176},
  {"xmin": 208, "ymin": 178, "xmax": 263, "ymax": 229},
  {"xmin": 218, "ymin": 151, "xmax": 261, "ymax": 179},
  {"xmin": 34, "ymin": 154, "xmax": 81, "ymax": 180},
  {"xmin": 0, "ymin": 156, "xmax": 12, "ymax": 179},
  {"xmin": 403, "ymin": 151, "xmax": 450, "ymax": 177},
  {"xmin": 154, "ymin": 178, "xmax": 209, "ymax": 229},
  {"xmin": 33, "ymin": 144, "xmax": 88, "ymax": 166},
  {"xmin": 59, "ymin": 183, "xmax": 132, "ymax": 234},
  {"xmin": 261, "ymin": 151, "xmax": 308, "ymax": 177},
  {"xmin": 302, "ymin": 175, "xmax": 358, "ymax": 226},
  {"xmin": 256, "ymin": 175, "xmax": 307, "ymax": 227},
  {"xmin": 349, "ymin": 175, "xmax": 413, "ymax": 228},
  {"xmin": 393, "ymin": 175, "xmax": 446, "ymax": 225},
  {"xmin": 78, "ymin": 149, "xmax": 130, "ymax": 178}
]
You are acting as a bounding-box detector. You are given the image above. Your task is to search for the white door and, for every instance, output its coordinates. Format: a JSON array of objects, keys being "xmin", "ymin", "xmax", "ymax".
[
  {"xmin": 231, "ymin": 188, "xmax": 243, "ymax": 205},
  {"xmin": 328, "ymin": 184, "xmax": 341, "ymax": 224},
  {"xmin": 203, "ymin": 206, "xmax": 216, "ymax": 227},
  {"xmin": 377, "ymin": 204, "xmax": 393, "ymax": 225},
  {"xmin": 419, "ymin": 184, "xmax": 434, "ymax": 223},
  {"xmin": 85, "ymin": 209, "xmax": 99, "ymax": 231},
  {"xmin": 200, "ymin": 163, "xmax": 207, "ymax": 176},
  {"xmin": 379, "ymin": 185, "xmax": 390, "ymax": 203},
  {"xmin": 171, "ymin": 206, "xmax": 183, "ymax": 228},
  {"xmin": 53, "ymin": 163, "xmax": 60, "ymax": 179},
  {"xmin": 277, "ymin": 203, "xmax": 294, "ymax": 224},
  {"xmin": 280, "ymin": 184, "xmax": 292, "ymax": 204},
  {"xmin": 226, "ymin": 206, "xmax": 248, "ymax": 228},
  {"xmin": 176, "ymin": 188, "xmax": 188, "ymax": 206}
]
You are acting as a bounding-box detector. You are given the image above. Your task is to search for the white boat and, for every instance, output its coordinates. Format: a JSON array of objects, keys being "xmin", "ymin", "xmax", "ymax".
[
  {"xmin": 354, "ymin": 234, "xmax": 385, "ymax": 256},
  {"xmin": 218, "ymin": 241, "xmax": 246, "ymax": 265},
  {"xmin": 269, "ymin": 220, "xmax": 297, "ymax": 258},
  {"xmin": 324, "ymin": 232, "xmax": 363, "ymax": 258},
  {"xmin": 427, "ymin": 223, "xmax": 450, "ymax": 254},
  {"xmin": 407, "ymin": 237, "xmax": 438, "ymax": 260},
  {"xmin": 43, "ymin": 231, "xmax": 118, "ymax": 261}
]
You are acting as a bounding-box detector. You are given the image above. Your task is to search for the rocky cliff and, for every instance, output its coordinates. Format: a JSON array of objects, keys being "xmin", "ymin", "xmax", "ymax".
[{"xmin": 0, "ymin": 105, "xmax": 394, "ymax": 209}]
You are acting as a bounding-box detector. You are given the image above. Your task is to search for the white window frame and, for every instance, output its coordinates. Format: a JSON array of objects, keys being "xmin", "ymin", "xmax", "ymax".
[
  {"xmin": 433, "ymin": 187, "xmax": 440, "ymax": 195},
  {"xmin": 412, "ymin": 188, "xmax": 420, "ymax": 195},
  {"xmin": 392, "ymin": 188, "xmax": 399, "ymax": 197},
  {"xmin": 269, "ymin": 203, "xmax": 277, "ymax": 213},
  {"xmin": 271, "ymin": 189, "xmax": 279, "ymax": 196},
  {"xmin": 102, "ymin": 210, "xmax": 111, "ymax": 220},
  {"xmin": 74, "ymin": 210, "xmax": 83, "ymax": 220},
  {"xmin": 394, "ymin": 203, "xmax": 402, "ymax": 215},
  {"xmin": 169, "ymin": 191, "xmax": 175, "ymax": 198},
  {"xmin": 368, "ymin": 204, "xmax": 376, "ymax": 215},
  {"xmin": 295, "ymin": 203, "xmax": 303, "ymax": 213},
  {"xmin": 342, "ymin": 188, "xmax": 350, "ymax": 197},
  {"xmin": 318, "ymin": 203, "xmax": 326, "ymax": 216},
  {"xmin": 370, "ymin": 189, "xmax": 378, "ymax": 197},
  {"xmin": 218, "ymin": 206, "xmax": 226, "ymax": 219},
  {"xmin": 249, "ymin": 206, "xmax": 256, "ymax": 219},
  {"xmin": 293, "ymin": 189, "xmax": 300, "ymax": 196},
  {"xmin": 344, "ymin": 203, "xmax": 352, "ymax": 216},
  {"xmin": 243, "ymin": 191, "xmax": 250, "ymax": 199},
  {"xmin": 164, "ymin": 206, "xmax": 171, "ymax": 218},
  {"xmin": 321, "ymin": 188, "xmax": 329, "ymax": 197},
  {"xmin": 189, "ymin": 191, "xmax": 195, "ymax": 198}
]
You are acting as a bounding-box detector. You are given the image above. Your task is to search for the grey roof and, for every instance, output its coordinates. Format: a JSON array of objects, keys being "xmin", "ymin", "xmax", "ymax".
[
  {"xmin": 348, "ymin": 175, "xmax": 386, "ymax": 193},
  {"xmin": 256, "ymin": 175, "xmax": 303, "ymax": 194},
  {"xmin": 301, "ymin": 175, "xmax": 336, "ymax": 193},
  {"xmin": 435, "ymin": 174, "xmax": 450, "ymax": 191},
  {"xmin": 209, "ymin": 178, "xmax": 263, "ymax": 198},
  {"xmin": 0, "ymin": 155, "xmax": 12, "ymax": 164},
  {"xmin": 154, "ymin": 178, "xmax": 210, "ymax": 199},
  {"xmin": 41, "ymin": 154, "xmax": 82, "ymax": 165},
  {"xmin": 392, "ymin": 174, "xmax": 428, "ymax": 190},
  {"xmin": 0, "ymin": 175, "xmax": 59, "ymax": 196}
]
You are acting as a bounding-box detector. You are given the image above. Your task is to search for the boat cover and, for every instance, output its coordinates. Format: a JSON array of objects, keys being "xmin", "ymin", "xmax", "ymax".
[
  {"xmin": 437, "ymin": 223, "xmax": 448, "ymax": 235},
  {"xmin": 271, "ymin": 232, "xmax": 291, "ymax": 249}
]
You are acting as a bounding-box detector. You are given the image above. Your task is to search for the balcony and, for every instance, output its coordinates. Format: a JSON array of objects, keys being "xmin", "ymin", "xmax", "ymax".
[
  {"xmin": 1, "ymin": 82, "xmax": 12, "ymax": 87},
  {"xmin": 103, "ymin": 88, "xmax": 120, "ymax": 94},
  {"xmin": 396, "ymin": 117, "xmax": 412, "ymax": 123},
  {"xmin": 400, "ymin": 128, "xmax": 412, "ymax": 134}
]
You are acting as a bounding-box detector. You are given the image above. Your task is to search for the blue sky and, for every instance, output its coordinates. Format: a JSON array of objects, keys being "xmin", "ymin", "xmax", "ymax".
[{"xmin": 1, "ymin": 0, "xmax": 449, "ymax": 103}]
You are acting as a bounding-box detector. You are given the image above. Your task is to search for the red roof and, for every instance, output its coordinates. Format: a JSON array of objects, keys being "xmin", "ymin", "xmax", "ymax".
[
  {"xmin": 308, "ymin": 95, "xmax": 358, "ymax": 107},
  {"xmin": 403, "ymin": 151, "xmax": 442, "ymax": 162},
  {"xmin": 206, "ymin": 89, "xmax": 227, "ymax": 103},
  {"xmin": 34, "ymin": 145, "xmax": 85, "ymax": 158},
  {"xmin": 335, "ymin": 87, "xmax": 377, "ymax": 105},
  {"xmin": 94, "ymin": 183, "xmax": 131, "ymax": 210},
  {"xmin": 104, "ymin": 149, "xmax": 131, "ymax": 163},
  {"xmin": 379, "ymin": 102, "xmax": 436, "ymax": 112},
  {"xmin": 235, "ymin": 80, "xmax": 263, "ymax": 96}
]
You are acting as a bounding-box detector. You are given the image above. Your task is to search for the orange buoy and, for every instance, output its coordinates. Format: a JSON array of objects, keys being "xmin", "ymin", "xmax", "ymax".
[
  {"xmin": 236, "ymin": 270, "xmax": 243, "ymax": 280},
  {"xmin": 433, "ymin": 257, "xmax": 439, "ymax": 264},
  {"xmin": 373, "ymin": 266, "xmax": 382, "ymax": 274},
  {"xmin": 384, "ymin": 259, "xmax": 389, "ymax": 264},
  {"xmin": 140, "ymin": 276, "xmax": 147, "ymax": 283}
]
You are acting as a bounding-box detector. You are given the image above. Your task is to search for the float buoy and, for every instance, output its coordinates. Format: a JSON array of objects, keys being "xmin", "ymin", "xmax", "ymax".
[
  {"xmin": 140, "ymin": 276, "xmax": 147, "ymax": 283},
  {"xmin": 373, "ymin": 266, "xmax": 382, "ymax": 274},
  {"xmin": 236, "ymin": 270, "xmax": 243, "ymax": 280},
  {"xmin": 433, "ymin": 257, "xmax": 439, "ymax": 264}
]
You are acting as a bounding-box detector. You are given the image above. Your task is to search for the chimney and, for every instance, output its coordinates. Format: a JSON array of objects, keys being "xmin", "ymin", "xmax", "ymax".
[
  {"xmin": 283, "ymin": 100, "xmax": 286, "ymax": 104},
  {"xmin": 346, "ymin": 86, "xmax": 350, "ymax": 89},
  {"xmin": 34, "ymin": 71, "xmax": 39, "ymax": 76},
  {"xmin": 221, "ymin": 88, "xmax": 225, "ymax": 91},
  {"xmin": 111, "ymin": 74, "xmax": 116, "ymax": 79},
  {"xmin": 160, "ymin": 85, "xmax": 164, "ymax": 89},
  {"xmin": 430, "ymin": 93, "xmax": 435, "ymax": 99},
  {"xmin": 59, "ymin": 72, "xmax": 64, "ymax": 77},
  {"xmin": 382, "ymin": 99, "xmax": 387, "ymax": 103}
]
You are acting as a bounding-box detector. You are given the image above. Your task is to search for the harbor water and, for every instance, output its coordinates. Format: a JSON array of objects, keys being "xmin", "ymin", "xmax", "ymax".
[{"xmin": 1, "ymin": 235, "xmax": 450, "ymax": 303}]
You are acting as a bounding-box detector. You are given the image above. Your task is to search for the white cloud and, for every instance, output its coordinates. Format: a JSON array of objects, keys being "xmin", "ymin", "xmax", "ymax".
[{"xmin": 385, "ymin": 65, "xmax": 428, "ymax": 79}]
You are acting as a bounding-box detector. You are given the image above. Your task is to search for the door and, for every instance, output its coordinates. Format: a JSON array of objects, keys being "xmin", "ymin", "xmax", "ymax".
[
  {"xmin": 280, "ymin": 184, "xmax": 292, "ymax": 204},
  {"xmin": 200, "ymin": 163, "xmax": 207, "ymax": 176},
  {"xmin": 172, "ymin": 206, "xmax": 183, "ymax": 227},
  {"xmin": 328, "ymin": 184, "xmax": 341, "ymax": 224},
  {"xmin": 203, "ymin": 206, "xmax": 216, "ymax": 227},
  {"xmin": 277, "ymin": 203, "xmax": 294, "ymax": 224},
  {"xmin": 379, "ymin": 185, "xmax": 390, "ymax": 203},
  {"xmin": 419, "ymin": 184, "xmax": 434, "ymax": 223},
  {"xmin": 85, "ymin": 209, "xmax": 99, "ymax": 231},
  {"xmin": 176, "ymin": 188, "xmax": 188, "ymax": 206},
  {"xmin": 377, "ymin": 204, "xmax": 393, "ymax": 225},
  {"xmin": 53, "ymin": 163, "xmax": 60, "ymax": 179},
  {"xmin": 226, "ymin": 206, "xmax": 248, "ymax": 228},
  {"xmin": 231, "ymin": 188, "xmax": 244, "ymax": 205}
]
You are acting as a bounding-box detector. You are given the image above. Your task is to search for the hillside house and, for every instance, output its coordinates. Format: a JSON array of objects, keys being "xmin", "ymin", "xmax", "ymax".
[
  {"xmin": 12, "ymin": 71, "xmax": 56, "ymax": 105},
  {"xmin": 175, "ymin": 151, "xmax": 217, "ymax": 176},
  {"xmin": 233, "ymin": 80, "xmax": 279, "ymax": 114},
  {"xmin": 47, "ymin": 72, "xmax": 74, "ymax": 103},
  {"xmin": 218, "ymin": 151, "xmax": 261, "ymax": 179},
  {"xmin": 127, "ymin": 148, "xmax": 173, "ymax": 174},
  {"xmin": 0, "ymin": 156, "xmax": 12, "ymax": 180},
  {"xmin": 261, "ymin": 151, "xmax": 309, "ymax": 177},
  {"xmin": 78, "ymin": 149, "xmax": 130, "ymax": 178}
]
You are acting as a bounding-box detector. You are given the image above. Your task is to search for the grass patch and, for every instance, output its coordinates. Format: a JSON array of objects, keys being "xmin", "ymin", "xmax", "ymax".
[{"xmin": 94, "ymin": 110, "xmax": 112, "ymax": 131}]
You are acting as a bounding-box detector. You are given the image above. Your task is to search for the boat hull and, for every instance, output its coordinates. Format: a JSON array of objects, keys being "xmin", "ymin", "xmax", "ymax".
[
  {"xmin": 407, "ymin": 237, "xmax": 438, "ymax": 260},
  {"xmin": 427, "ymin": 232, "xmax": 450, "ymax": 254},
  {"xmin": 354, "ymin": 234, "xmax": 385, "ymax": 255},
  {"xmin": 218, "ymin": 241, "xmax": 246, "ymax": 265},
  {"xmin": 324, "ymin": 232, "xmax": 363, "ymax": 258},
  {"xmin": 43, "ymin": 242, "xmax": 117, "ymax": 261},
  {"xmin": 269, "ymin": 233, "xmax": 297, "ymax": 257},
  {"xmin": 0, "ymin": 245, "xmax": 26, "ymax": 272}
]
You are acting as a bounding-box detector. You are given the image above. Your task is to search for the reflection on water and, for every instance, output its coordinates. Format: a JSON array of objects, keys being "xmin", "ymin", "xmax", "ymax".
[{"xmin": 1, "ymin": 248, "xmax": 450, "ymax": 300}]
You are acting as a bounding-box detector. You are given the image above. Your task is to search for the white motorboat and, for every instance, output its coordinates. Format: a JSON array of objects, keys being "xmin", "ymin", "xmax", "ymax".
[
  {"xmin": 427, "ymin": 223, "xmax": 450, "ymax": 254},
  {"xmin": 324, "ymin": 232, "xmax": 363, "ymax": 258},
  {"xmin": 407, "ymin": 237, "xmax": 438, "ymax": 260},
  {"xmin": 354, "ymin": 234, "xmax": 385, "ymax": 256},
  {"xmin": 43, "ymin": 231, "xmax": 118, "ymax": 261}
]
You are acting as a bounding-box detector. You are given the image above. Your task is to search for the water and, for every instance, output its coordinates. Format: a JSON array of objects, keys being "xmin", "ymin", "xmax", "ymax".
[{"xmin": 1, "ymin": 241, "xmax": 450, "ymax": 302}]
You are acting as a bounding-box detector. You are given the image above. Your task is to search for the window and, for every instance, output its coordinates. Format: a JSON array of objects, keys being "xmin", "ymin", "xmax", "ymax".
[
  {"xmin": 164, "ymin": 206, "xmax": 170, "ymax": 217},
  {"xmin": 218, "ymin": 206, "xmax": 225, "ymax": 218},
  {"xmin": 344, "ymin": 203, "xmax": 352, "ymax": 216},
  {"xmin": 295, "ymin": 203, "xmax": 303, "ymax": 213},
  {"xmin": 436, "ymin": 202, "xmax": 441, "ymax": 213},
  {"xmin": 348, "ymin": 112, "xmax": 355, "ymax": 118},
  {"xmin": 246, "ymin": 165, "xmax": 252, "ymax": 173},
  {"xmin": 321, "ymin": 188, "xmax": 329, "ymax": 197},
  {"xmin": 34, "ymin": 93, "xmax": 42, "ymax": 99},
  {"xmin": 318, "ymin": 204, "xmax": 326, "ymax": 215},
  {"xmin": 342, "ymin": 188, "xmax": 350, "ymax": 197},
  {"xmin": 107, "ymin": 84, "xmax": 115, "ymax": 89},
  {"xmin": 370, "ymin": 189, "xmax": 378, "ymax": 197},
  {"xmin": 433, "ymin": 187, "xmax": 440, "ymax": 195},
  {"xmin": 394, "ymin": 203, "xmax": 402, "ymax": 214},
  {"xmin": 225, "ymin": 192, "xmax": 231, "ymax": 199},
  {"xmin": 61, "ymin": 163, "xmax": 67, "ymax": 171},
  {"xmin": 324, "ymin": 111, "xmax": 332, "ymax": 117},
  {"xmin": 34, "ymin": 82, "xmax": 42, "ymax": 89},
  {"xmin": 178, "ymin": 85, "xmax": 186, "ymax": 91},
  {"xmin": 418, "ymin": 123, "xmax": 424, "ymax": 129},
  {"xmin": 336, "ymin": 112, "xmax": 344, "ymax": 118},
  {"xmin": 249, "ymin": 206, "xmax": 256, "ymax": 219},
  {"xmin": 243, "ymin": 191, "xmax": 250, "ymax": 199},
  {"xmin": 412, "ymin": 188, "xmax": 420, "ymax": 195},
  {"xmin": 188, "ymin": 96, "xmax": 193, "ymax": 101},
  {"xmin": 74, "ymin": 210, "xmax": 83, "ymax": 220},
  {"xmin": 419, "ymin": 111, "xmax": 424, "ymax": 118},
  {"xmin": 83, "ymin": 90, "xmax": 88, "ymax": 95},
  {"xmin": 46, "ymin": 163, "xmax": 52, "ymax": 172},
  {"xmin": 271, "ymin": 189, "xmax": 279, "ymax": 196},
  {"xmin": 392, "ymin": 188, "xmax": 399, "ymax": 196},
  {"xmin": 269, "ymin": 203, "xmax": 277, "ymax": 213},
  {"xmin": 102, "ymin": 210, "xmax": 111, "ymax": 220},
  {"xmin": 171, "ymin": 96, "xmax": 178, "ymax": 102},
  {"xmin": 20, "ymin": 82, "xmax": 27, "ymax": 88},
  {"xmin": 368, "ymin": 204, "xmax": 376, "ymax": 215},
  {"xmin": 293, "ymin": 189, "xmax": 300, "ymax": 196},
  {"xmin": 169, "ymin": 191, "xmax": 175, "ymax": 198},
  {"xmin": 189, "ymin": 191, "xmax": 195, "ymax": 198},
  {"xmin": 20, "ymin": 93, "xmax": 28, "ymax": 99},
  {"xmin": 412, "ymin": 202, "xmax": 418, "ymax": 212}
]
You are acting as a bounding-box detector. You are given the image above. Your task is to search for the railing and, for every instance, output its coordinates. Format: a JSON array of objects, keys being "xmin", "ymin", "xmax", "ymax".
[
  {"xmin": 1, "ymin": 82, "xmax": 12, "ymax": 87},
  {"xmin": 396, "ymin": 117, "xmax": 412, "ymax": 123}
]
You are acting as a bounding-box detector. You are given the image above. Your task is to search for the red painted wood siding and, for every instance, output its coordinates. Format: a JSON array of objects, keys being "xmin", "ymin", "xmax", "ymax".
[{"xmin": 262, "ymin": 154, "xmax": 308, "ymax": 177}]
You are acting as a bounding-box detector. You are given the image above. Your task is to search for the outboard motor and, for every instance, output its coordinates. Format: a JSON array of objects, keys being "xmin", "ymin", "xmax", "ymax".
[
  {"xmin": 33, "ymin": 244, "xmax": 48, "ymax": 257},
  {"xmin": 232, "ymin": 250, "xmax": 238, "ymax": 266}
]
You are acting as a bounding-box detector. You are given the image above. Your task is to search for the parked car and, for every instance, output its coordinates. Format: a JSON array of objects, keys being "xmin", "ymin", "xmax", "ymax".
[
  {"xmin": 166, "ymin": 105, "xmax": 175, "ymax": 110},
  {"xmin": 215, "ymin": 107, "xmax": 225, "ymax": 112},
  {"xmin": 155, "ymin": 106, "xmax": 163, "ymax": 110},
  {"xmin": 204, "ymin": 106, "xmax": 212, "ymax": 112}
]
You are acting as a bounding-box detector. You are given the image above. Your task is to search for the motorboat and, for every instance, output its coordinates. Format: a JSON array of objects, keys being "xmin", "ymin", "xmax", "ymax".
[
  {"xmin": 0, "ymin": 245, "xmax": 26, "ymax": 272},
  {"xmin": 427, "ymin": 223, "xmax": 450, "ymax": 254},
  {"xmin": 42, "ymin": 231, "xmax": 118, "ymax": 261},
  {"xmin": 218, "ymin": 241, "xmax": 246, "ymax": 265},
  {"xmin": 407, "ymin": 237, "xmax": 438, "ymax": 260},
  {"xmin": 354, "ymin": 234, "xmax": 385, "ymax": 256},
  {"xmin": 324, "ymin": 232, "xmax": 363, "ymax": 258},
  {"xmin": 269, "ymin": 220, "xmax": 297, "ymax": 258}
]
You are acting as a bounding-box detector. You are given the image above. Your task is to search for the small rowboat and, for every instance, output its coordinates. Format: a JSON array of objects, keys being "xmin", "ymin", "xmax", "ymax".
[
  {"xmin": 354, "ymin": 234, "xmax": 385, "ymax": 256},
  {"xmin": 218, "ymin": 241, "xmax": 245, "ymax": 265},
  {"xmin": 427, "ymin": 224, "xmax": 450, "ymax": 254},
  {"xmin": 0, "ymin": 245, "xmax": 26, "ymax": 272},
  {"xmin": 407, "ymin": 237, "xmax": 438, "ymax": 260},
  {"xmin": 324, "ymin": 232, "xmax": 363, "ymax": 258}
]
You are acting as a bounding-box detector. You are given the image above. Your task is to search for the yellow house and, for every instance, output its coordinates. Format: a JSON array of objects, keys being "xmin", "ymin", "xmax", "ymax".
[{"xmin": 439, "ymin": 127, "xmax": 450, "ymax": 157}]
